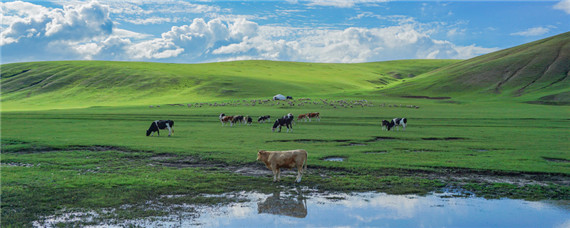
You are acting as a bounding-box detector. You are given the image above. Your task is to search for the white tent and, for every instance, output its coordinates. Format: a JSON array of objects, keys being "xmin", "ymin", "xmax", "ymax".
[{"xmin": 273, "ymin": 94, "xmax": 286, "ymax": 100}]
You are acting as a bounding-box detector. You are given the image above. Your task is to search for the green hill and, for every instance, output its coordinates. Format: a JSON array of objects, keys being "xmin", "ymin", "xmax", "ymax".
[
  {"xmin": 386, "ymin": 32, "xmax": 570, "ymax": 104},
  {"xmin": 2, "ymin": 32, "xmax": 569, "ymax": 110},
  {"xmin": 0, "ymin": 60, "xmax": 455, "ymax": 110}
]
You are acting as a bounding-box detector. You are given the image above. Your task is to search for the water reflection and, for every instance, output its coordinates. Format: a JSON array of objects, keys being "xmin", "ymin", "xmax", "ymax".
[
  {"xmin": 33, "ymin": 190, "xmax": 570, "ymax": 227},
  {"xmin": 257, "ymin": 189, "xmax": 307, "ymax": 218}
]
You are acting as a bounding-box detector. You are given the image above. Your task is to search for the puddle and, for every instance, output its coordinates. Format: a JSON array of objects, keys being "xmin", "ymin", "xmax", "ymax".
[
  {"xmin": 34, "ymin": 190, "xmax": 570, "ymax": 227},
  {"xmin": 323, "ymin": 157, "xmax": 345, "ymax": 162}
]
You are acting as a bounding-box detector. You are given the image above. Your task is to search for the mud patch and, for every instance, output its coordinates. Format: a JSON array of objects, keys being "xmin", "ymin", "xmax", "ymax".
[
  {"xmin": 367, "ymin": 136, "xmax": 397, "ymax": 142},
  {"xmin": 364, "ymin": 150, "xmax": 389, "ymax": 154},
  {"xmin": 341, "ymin": 143, "xmax": 367, "ymax": 147},
  {"xmin": 1, "ymin": 162, "xmax": 35, "ymax": 167},
  {"xmin": 543, "ymin": 157, "xmax": 570, "ymax": 163},
  {"xmin": 422, "ymin": 137, "xmax": 466, "ymax": 141}
]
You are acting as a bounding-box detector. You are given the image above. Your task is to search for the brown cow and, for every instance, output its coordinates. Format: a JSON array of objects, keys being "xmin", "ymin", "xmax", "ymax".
[
  {"xmin": 257, "ymin": 149, "xmax": 308, "ymax": 183},
  {"xmin": 297, "ymin": 113, "xmax": 308, "ymax": 122},
  {"xmin": 219, "ymin": 113, "xmax": 234, "ymax": 126},
  {"xmin": 308, "ymin": 112, "xmax": 320, "ymax": 122}
]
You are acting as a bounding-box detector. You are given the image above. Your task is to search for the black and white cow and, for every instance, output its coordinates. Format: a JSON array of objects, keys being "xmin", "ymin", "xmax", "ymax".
[
  {"xmin": 387, "ymin": 118, "xmax": 407, "ymax": 131},
  {"xmin": 272, "ymin": 113, "xmax": 294, "ymax": 133},
  {"xmin": 232, "ymin": 115, "xmax": 245, "ymax": 126},
  {"xmin": 245, "ymin": 116, "xmax": 253, "ymax": 125},
  {"xmin": 258, "ymin": 115, "xmax": 271, "ymax": 123},
  {"xmin": 146, "ymin": 120, "xmax": 174, "ymax": 136},
  {"xmin": 381, "ymin": 120, "xmax": 390, "ymax": 131}
]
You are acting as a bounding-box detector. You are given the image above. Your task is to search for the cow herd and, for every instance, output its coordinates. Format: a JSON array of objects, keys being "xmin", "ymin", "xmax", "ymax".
[{"xmin": 145, "ymin": 109, "xmax": 408, "ymax": 183}]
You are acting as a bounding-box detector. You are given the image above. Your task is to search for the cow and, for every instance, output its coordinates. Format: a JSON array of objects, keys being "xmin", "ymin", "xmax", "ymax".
[
  {"xmin": 146, "ymin": 120, "xmax": 174, "ymax": 137},
  {"xmin": 273, "ymin": 114, "xmax": 294, "ymax": 133},
  {"xmin": 286, "ymin": 96, "xmax": 293, "ymax": 100},
  {"xmin": 245, "ymin": 116, "xmax": 253, "ymax": 125},
  {"xmin": 307, "ymin": 112, "xmax": 320, "ymax": 122},
  {"xmin": 258, "ymin": 115, "xmax": 271, "ymax": 123},
  {"xmin": 219, "ymin": 113, "xmax": 234, "ymax": 126},
  {"xmin": 387, "ymin": 118, "xmax": 407, "ymax": 131},
  {"xmin": 232, "ymin": 115, "xmax": 245, "ymax": 125},
  {"xmin": 297, "ymin": 113, "xmax": 308, "ymax": 122},
  {"xmin": 381, "ymin": 120, "xmax": 390, "ymax": 131},
  {"xmin": 256, "ymin": 149, "xmax": 308, "ymax": 183}
]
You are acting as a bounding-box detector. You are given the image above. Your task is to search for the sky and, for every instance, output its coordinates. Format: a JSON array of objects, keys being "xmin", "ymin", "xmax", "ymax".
[{"xmin": 1, "ymin": 0, "xmax": 569, "ymax": 64}]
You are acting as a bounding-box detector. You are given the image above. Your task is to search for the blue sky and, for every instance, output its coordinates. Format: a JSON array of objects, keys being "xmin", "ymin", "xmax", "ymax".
[{"xmin": 1, "ymin": 0, "xmax": 569, "ymax": 63}]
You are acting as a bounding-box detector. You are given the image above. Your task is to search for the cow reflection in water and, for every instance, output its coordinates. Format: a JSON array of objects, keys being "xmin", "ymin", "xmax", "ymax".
[{"xmin": 257, "ymin": 190, "xmax": 307, "ymax": 218}]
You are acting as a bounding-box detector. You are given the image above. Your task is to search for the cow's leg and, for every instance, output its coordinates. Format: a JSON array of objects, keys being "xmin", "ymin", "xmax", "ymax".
[
  {"xmin": 277, "ymin": 168, "xmax": 281, "ymax": 181},
  {"xmin": 166, "ymin": 123, "xmax": 172, "ymax": 136},
  {"xmin": 296, "ymin": 165, "xmax": 303, "ymax": 183},
  {"xmin": 272, "ymin": 168, "xmax": 278, "ymax": 182}
]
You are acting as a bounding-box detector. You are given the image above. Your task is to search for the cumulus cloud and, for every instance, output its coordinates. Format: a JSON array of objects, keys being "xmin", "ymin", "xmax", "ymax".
[
  {"xmin": 212, "ymin": 23, "xmax": 496, "ymax": 63},
  {"xmin": 306, "ymin": 0, "xmax": 389, "ymax": 8},
  {"xmin": 554, "ymin": 0, "xmax": 570, "ymax": 14},
  {"xmin": 510, "ymin": 27, "xmax": 551, "ymax": 37},
  {"xmin": 1, "ymin": 1, "xmax": 497, "ymax": 63},
  {"xmin": 1, "ymin": 1, "xmax": 114, "ymax": 61}
]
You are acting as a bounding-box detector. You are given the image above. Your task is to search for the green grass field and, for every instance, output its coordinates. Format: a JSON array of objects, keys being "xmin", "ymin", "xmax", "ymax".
[
  {"xmin": 2, "ymin": 96, "xmax": 569, "ymax": 226},
  {"xmin": 2, "ymin": 33, "xmax": 569, "ymax": 225}
]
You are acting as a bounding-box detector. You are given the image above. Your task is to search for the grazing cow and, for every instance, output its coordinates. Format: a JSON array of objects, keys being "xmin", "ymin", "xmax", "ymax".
[
  {"xmin": 232, "ymin": 115, "xmax": 245, "ymax": 126},
  {"xmin": 258, "ymin": 115, "xmax": 271, "ymax": 123},
  {"xmin": 388, "ymin": 118, "xmax": 407, "ymax": 131},
  {"xmin": 245, "ymin": 116, "xmax": 253, "ymax": 125},
  {"xmin": 381, "ymin": 120, "xmax": 390, "ymax": 131},
  {"xmin": 273, "ymin": 114, "xmax": 294, "ymax": 133},
  {"xmin": 307, "ymin": 112, "xmax": 320, "ymax": 122},
  {"xmin": 257, "ymin": 149, "xmax": 308, "ymax": 183},
  {"xmin": 297, "ymin": 113, "xmax": 308, "ymax": 122},
  {"xmin": 146, "ymin": 120, "xmax": 174, "ymax": 137},
  {"xmin": 219, "ymin": 113, "xmax": 234, "ymax": 126}
]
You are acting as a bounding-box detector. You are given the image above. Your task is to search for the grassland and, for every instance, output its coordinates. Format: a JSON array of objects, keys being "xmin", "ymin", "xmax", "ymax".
[
  {"xmin": 2, "ymin": 34, "xmax": 570, "ymax": 225},
  {"xmin": 2, "ymin": 97, "xmax": 569, "ymax": 226}
]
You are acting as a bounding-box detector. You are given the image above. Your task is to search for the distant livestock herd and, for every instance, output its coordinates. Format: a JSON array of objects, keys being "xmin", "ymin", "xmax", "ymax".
[{"xmin": 144, "ymin": 105, "xmax": 408, "ymax": 183}]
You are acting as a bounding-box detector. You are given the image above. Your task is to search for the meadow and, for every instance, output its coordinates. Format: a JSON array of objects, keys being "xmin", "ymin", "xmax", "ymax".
[
  {"xmin": 2, "ymin": 36, "xmax": 569, "ymax": 226},
  {"xmin": 2, "ymin": 95, "xmax": 569, "ymax": 226}
]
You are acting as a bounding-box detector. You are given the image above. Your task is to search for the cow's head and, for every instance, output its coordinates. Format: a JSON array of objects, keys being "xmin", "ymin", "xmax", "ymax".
[
  {"xmin": 272, "ymin": 120, "xmax": 280, "ymax": 132},
  {"xmin": 257, "ymin": 150, "xmax": 267, "ymax": 161},
  {"xmin": 146, "ymin": 129, "xmax": 152, "ymax": 136}
]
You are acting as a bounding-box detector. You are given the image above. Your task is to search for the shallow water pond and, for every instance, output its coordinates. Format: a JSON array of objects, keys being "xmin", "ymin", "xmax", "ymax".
[{"xmin": 36, "ymin": 189, "xmax": 570, "ymax": 227}]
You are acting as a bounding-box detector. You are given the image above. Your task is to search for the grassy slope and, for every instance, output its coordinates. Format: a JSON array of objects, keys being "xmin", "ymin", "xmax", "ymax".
[
  {"xmin": 383, "ymin": 32, "xmax": 570, "ymax": 103},
  {"xmin": 1, "ymin": 59, "xmax": 456, "ymax": 110}
]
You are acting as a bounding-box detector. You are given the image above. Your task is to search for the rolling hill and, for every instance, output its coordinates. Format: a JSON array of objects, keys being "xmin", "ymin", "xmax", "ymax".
[
  {"xmin": 1, "ymin": 32, "xmax": 569, "ymax": 110},
  {"xmin": 0, "ymin": 60, "xmax": 456, "ymax": 110},
  {"xmin": 385, "ymin": 32, "xmax": 570, "ymax": 104}
]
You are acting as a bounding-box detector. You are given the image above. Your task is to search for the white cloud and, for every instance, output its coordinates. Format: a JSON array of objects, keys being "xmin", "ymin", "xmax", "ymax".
[
  {"xmin": 1, "ymin": 1, "xmax": 113, "ymax": 45},
  {"xmin": 212, "ymin": 23, "xmax": 496, "ymax": 63},
  {"xmin": 306, "ymin": 0, "xmax": 389, "ymax": 8},
  {"xmin": 510, "ymin": 27, "xmax": 550, "ymax": 37},
  {"xmin": 1, "ymin": 1, "xmax": 498, "ymax": 63},
  {"xmin": 554, "ymin": 0, "xmax": 570, "ymax": 14}
]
